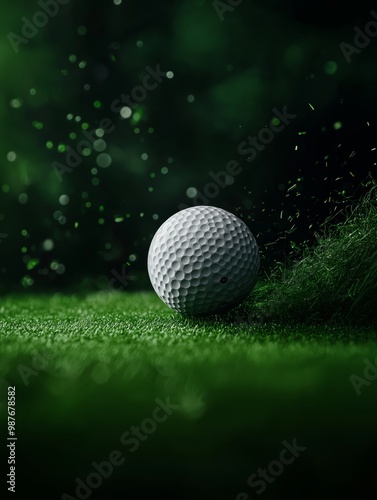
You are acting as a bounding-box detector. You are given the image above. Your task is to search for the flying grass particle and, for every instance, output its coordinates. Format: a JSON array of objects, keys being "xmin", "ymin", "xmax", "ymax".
[
  {"xmin": 7, "ymin": 152, "xmax": 16, "ymax": 162},
  {"xmin": 59, "ymin": 195, "xmax": 70, "ymax": 206},
  {"xmin": 43, "ymin": 239, "xmax": 54, "ymax": 251},
  {"xmin": 132, "ymin": 111, "xmax": 142, "ymax": 124},
  {"xmin": 21, "ymin": 276, "xmax": 34, "ymax": 287},
  {"xmin": 324, "ymin": 61, "xmax": 337, "ymax": 75},
  {"xmin": 33, "ymin": 121, "xmax": 43, "ymax": 130},
  {"xmin": 27, "ymin": 259, "xmax": 39, "ymax": 270},
  {"xmin": 77, "ymin": 26, "xmax": 87, "ymax": 36},
  {"xmin": 10, "ymin": 99, "xmax": 22, "ymax": 109}
]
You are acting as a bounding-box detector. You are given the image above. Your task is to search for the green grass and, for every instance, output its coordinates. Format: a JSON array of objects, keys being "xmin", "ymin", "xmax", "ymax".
[
  {"xmin": 253, "ymin": 179, "xmax": 377, "ymax": 325},
  {"xmin": 1, "ymin": 293, "xmax": 377, "ymax": 499},
  {"xmin": 2, "ymin": 182, "xmax": 377, "ymax": 498}
]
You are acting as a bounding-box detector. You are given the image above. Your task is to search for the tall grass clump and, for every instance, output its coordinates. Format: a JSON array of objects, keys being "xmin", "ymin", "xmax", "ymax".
[{"xmin": 256, "ymin": 179, "xmax": 377, "ymax": 324}]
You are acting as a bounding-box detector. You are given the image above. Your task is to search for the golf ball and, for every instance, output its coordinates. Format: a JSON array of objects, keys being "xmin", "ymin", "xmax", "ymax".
[{"xmin": 148, "ymin": 206, "xmax": 260, "ymax": 315}]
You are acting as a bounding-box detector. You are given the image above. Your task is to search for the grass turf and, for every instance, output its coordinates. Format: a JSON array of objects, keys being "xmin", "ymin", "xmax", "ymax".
[
  {"xmin": 253, "ymin": 178, "xmax": 377, "ymax": 325},
  {"xmin": 1, "ymin": 293, "xmax": 377, "ymax": 499}
]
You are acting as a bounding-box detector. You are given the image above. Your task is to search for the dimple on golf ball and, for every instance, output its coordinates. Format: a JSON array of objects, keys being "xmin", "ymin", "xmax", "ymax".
[{"xmin": 147, "ymin": 206, "xmax": 260, "ymax": 316}]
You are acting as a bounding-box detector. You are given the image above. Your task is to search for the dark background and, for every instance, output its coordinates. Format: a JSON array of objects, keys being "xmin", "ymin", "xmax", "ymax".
[{"xmin": 1, "ymin": 0, "xmax": 377, "ymax": 293}]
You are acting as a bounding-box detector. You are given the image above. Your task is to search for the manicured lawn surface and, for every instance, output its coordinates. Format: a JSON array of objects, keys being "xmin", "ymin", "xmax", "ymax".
[{"xmin": 1, "ymin": 293, "xmax": 377, "ymax": 499}]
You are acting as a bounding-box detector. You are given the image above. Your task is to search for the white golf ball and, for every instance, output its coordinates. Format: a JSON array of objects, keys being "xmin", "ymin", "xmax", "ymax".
[{"xmin": 148, "ymin": 206, "xmax": 260, "ymax": 316}]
